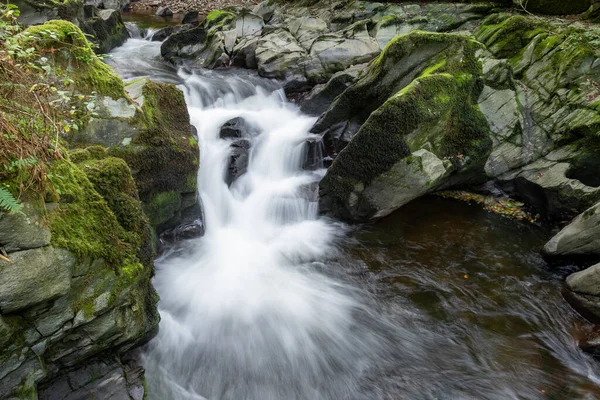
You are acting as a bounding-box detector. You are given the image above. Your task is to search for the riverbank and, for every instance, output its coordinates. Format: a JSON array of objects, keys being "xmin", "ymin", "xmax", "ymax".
[{"xmin": 129, "ymin": 0, "xmax": 260, "ymax": 14}]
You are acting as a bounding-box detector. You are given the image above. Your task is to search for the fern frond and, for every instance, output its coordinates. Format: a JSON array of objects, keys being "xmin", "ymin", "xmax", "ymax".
[{"xmin": 0, "ymin": 186, "xmax": 22, "ymax": 214}]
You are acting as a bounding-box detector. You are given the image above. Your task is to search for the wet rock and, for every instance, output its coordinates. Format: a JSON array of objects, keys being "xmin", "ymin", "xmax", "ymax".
[
  {"xmin": 543, "ymin": 202, "xmax": 600, "ymax": 258},
  {"xmin": 255, "ymin": 27, "xmax": 308, "ymax": 88},
  {"xmin": 38, "ymin": 352, "xmax": 147, "ymax": 400},
  {"xmin": 150, "ymin": 24, "xmax": 190, "ymax": 42},
  {"xmin": 300, "ymin": 63, "xmax": 366, "ymax": 117},
  {"xmin": 219, "ymin": 117, "xmax": 252, "ymax": 139},
  {"xmin": 303, "ymin": 138, "xmax": 324, "ymax": 171},
  {"xmin": 227, "ymin": 139, "xmax": 250, "ymax": 185},
  {"xmin": 156, "ymin": 6, "xmax": 173, "ymax": 17}
]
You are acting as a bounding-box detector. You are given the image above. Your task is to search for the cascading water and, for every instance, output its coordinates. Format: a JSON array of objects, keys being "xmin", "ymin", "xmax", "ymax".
[{"xmin": 108, "ymin": 28, "xmax": 600, "ymax": 400}]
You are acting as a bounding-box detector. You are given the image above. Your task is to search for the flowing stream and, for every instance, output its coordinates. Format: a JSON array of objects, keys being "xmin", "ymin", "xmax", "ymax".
[{"xmin": 107, "ymin": 30, "xmax": 600, "ymax": 399}]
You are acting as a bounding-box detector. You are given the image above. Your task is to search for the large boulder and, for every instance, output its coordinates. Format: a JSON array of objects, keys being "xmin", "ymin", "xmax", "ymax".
[
  {"xmin": 543, "ymin": 202, "xmax": 600, "ymax": 259},
  {"xmin": 317, "ymin": 31, "xmax": 490, "ymax": 221}
]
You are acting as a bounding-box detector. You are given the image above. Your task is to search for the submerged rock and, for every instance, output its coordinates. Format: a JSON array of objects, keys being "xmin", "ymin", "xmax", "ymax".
[{"xmin": 219, "ymin": 117, "xmax": 253, "ymax": 139}]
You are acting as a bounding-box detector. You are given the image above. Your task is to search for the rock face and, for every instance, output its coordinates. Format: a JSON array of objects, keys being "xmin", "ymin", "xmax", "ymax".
[
  {"xmin": 543, "ymin": 202, "xmax": 600, "ymax": 258},
  {"xmin": 0, "ymin": 159, "xmax": 159, "ymax": 398},
  {"xmin": 160, "ymin": 2, "xmax": 494, "ymax": 89},
  {"xmin": 474, "ymin": 14, "xmax": 600, "ymax": 219},
  {"xmin": 317, "ymin": 32, "xmax": 490, "ymax": 221}
]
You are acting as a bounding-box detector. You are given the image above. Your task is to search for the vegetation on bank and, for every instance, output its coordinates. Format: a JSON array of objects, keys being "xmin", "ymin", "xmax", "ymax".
[{"xmin": 0, "ymin": 4, "xmax": 110, "ymax": 213}]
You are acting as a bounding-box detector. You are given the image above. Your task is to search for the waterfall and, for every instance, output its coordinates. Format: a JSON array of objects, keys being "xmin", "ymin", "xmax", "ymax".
[{"xmin": 137, "ymin": 67, "xmax": 392, "ymax": 400}]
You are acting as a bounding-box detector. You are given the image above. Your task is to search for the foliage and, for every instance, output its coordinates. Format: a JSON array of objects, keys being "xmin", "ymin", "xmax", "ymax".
[
  {"xmin": 0, "ymin": 4, "xmax": 98, "ymax": 211},
  {"xmin": 0, "ymin": 186, "xmax": 22, "ymax": 214},
  {"xmin": 437, "ymin": 191, "xmax": 538, "ymax": 223}
]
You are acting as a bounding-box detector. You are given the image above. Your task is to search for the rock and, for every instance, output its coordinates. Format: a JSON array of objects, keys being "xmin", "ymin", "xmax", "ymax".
[
  {"xmin": 318, "ymin": 32, "xmax": 490, "ymax": 221},
  {"xmin": 150, "ymin": 24, "xmax": 190, "ymax": 42},
  {"xmin": 39, "ymin": 353, "xmax": 147, "ymax": 400},
  {"xmin": 255, "ymin": 27, "xmax": 308, "ymax": 88},
  {"xmin": 0, "ymin": 204, "xmax": 51, "ymax": 252},
  {"xmin": 300, "ymin": 63, "xmax": 366, "ymax": 116},
  {"xmin": 72, "ymin": 78, "xmax": 199, "ymax": 234},
  {"xmin": 543, "ymin": 202, "xmax": 600, "ymax": 258},
  {"xmin": 227, "ymin": 139, "xmax": 250, "ymax": 185},
  {"xmin": 182, "ymin": 10, "xmax": 199, "ymax": 25},
  {"xmin": 81, "ymin": 8, "xmax": 130, "ymax": 54},
  {"xmin": 161, "ymin": 10, "xmax": 235, "ymax": 67},
  {"xmin": 473, "ymin": 14, "xmax": 600, "ymax": 218},
  {"xmin": 156, "ymin": 6, "xmax": 173, "ymax": 17},
  {"xmin": 567, "ymin": 263, "xmax": 600, "ymax": 296},
  {"xmin": 303, "ymin": 138, "xmax": 324, "ymax": 170},
  {"xmin": 219, "ymin": 117, "xmax": 252, "ymax": 139},
  {"xmin": 0, "ymin": 247, "xmax": 75, "ymax": 314},
  {"xmin": 584, "ymin": 1, "xmax": 600, "ymax": 21}
]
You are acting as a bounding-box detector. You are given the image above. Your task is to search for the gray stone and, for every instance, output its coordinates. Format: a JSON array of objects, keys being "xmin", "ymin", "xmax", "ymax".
[
  {"xmin": 156, "ymin": 6, "xmax": 173, "ymax": 17},
  {"xmin": 567, "ymin": 263, "xmax": 600, "ymax": 296},
  {"xmin": 0, "ymin": 247, "xmax": 75, "ymax": 314},
  {"xmin": 544, "ymin": 202, "xmax": 600, "ymax": 257},
  {"xmin": 0, "ymin": 203, "xmax": 51, "ymax": 252}
]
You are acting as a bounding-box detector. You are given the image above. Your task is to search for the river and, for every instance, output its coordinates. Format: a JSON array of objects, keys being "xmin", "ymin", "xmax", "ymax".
[{"xmin": 106, "ymin": 29, "xmax": 600, "ymax": 400}]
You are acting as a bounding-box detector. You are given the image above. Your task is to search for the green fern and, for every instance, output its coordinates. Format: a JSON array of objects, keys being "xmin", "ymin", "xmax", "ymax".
[{"xmin": 0, "ymin": 186, "xmax": 22, "ymax": 214}]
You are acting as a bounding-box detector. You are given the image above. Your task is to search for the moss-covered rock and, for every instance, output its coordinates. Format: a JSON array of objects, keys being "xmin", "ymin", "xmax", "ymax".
[
  {"xmin": 70, "ymin": 78, "xmax": 199, "ymax": 234},
  {"xmin": 0, "ymin": 157, "xmax": 158, "ymax": 398},
  {"xmin": 318, "ymin": 31, "xmax": 491, "ymax": 221},
  {"xmin": 17, "ymin": 20, "xmax": 125, "ymax": 99},
  {"xmin": 474, "ymin": 14, "xmax": 600, "ymax": 218}
]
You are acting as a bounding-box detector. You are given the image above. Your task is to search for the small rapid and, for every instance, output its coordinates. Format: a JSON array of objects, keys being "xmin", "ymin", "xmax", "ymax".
[{"xmin": 107, "ymin": 28, "xmax": 600, "ymax": 400}]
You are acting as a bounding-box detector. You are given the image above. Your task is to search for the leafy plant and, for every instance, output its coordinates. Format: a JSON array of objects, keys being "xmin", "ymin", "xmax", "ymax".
[{"xmin": 0, "ymin": 186, "xmax": 22, "ymax": 214}]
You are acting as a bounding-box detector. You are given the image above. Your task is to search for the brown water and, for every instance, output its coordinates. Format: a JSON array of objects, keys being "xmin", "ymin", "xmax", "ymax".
[{"xmin": 339, "ymin": 196, "xmax": 600, "ymax": 399}]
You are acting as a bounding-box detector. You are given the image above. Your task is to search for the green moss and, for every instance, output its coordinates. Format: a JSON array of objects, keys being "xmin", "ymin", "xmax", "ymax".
[
  {"xmin": 18, "ymin": 20, "xmax": 125, "ymax": 99},
  {"xmin": 77, "ymin": 157, "xmax": 154, "ymax": 265},
  {"xmin": 48, "ymin": 159, "xmax": 144, "ymax": 271},
  {"xmin": 475, "ymin": 14, "xmax": 547, "ymax": 59},
  {"xmin": 143, "ymin": 190, "xmax": 181, "ymax": 228},
  {"xmin": 205, "ymin": 9, "xmax": 235, "ymax": 22}
]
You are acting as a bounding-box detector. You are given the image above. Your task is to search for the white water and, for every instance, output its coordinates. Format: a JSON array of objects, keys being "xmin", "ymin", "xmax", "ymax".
[{"xmin": 136, "ymin": 65, "xmax": 394, "ymax": 399}]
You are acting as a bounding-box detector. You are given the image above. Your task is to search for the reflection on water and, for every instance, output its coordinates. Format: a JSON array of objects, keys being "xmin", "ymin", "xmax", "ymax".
[{"xmin": 343, "ymin": 196, "xmax": 600, "ymax": 399}]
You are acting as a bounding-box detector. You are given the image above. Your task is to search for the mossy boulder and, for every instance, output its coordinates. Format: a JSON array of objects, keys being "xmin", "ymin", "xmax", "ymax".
[
  {"xmin": 318, "ymin": 31, "xmax": 491, "ymax": 221},
  {"xmin": 71, "ymin": 78, "xmax": 199, "ymax": 234},
  {"xmin": 18, "ymin": 20, "xmax": 125, "ymax": 99},
  {"xmin": 13, "ymin": 0, "xmax": 85, "ymax": 26}
]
